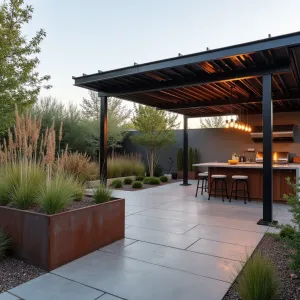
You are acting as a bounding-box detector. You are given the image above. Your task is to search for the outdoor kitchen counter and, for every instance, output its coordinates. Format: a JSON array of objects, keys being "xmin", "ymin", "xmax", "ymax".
[
  {"xmin": 193, "ymin": 162, "xmax": 299, "ymax": 201},
  {"xmin": 193, "ymin": 162, "xmax": 300, "ymax": 170}
]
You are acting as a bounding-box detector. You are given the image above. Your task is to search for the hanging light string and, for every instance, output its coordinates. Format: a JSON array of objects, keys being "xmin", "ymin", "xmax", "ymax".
[{"xmin": 225, "ymin": 88, "xmax": 252, "ymax": 132}]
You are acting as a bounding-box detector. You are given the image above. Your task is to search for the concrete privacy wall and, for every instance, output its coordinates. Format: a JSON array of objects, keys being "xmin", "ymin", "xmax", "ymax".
[{"xmin": 122, "ymin": 112, "xmax": 300, "ymax": 173}]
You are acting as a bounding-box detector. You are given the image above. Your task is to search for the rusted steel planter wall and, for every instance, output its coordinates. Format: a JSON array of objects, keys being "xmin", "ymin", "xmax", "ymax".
[{"xmin": 0, "ymin": 198, "xmax": 125, "ymax": 271}]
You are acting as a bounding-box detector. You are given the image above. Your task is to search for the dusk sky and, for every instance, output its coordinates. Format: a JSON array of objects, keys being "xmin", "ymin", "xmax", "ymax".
[{"xmin": 24, "ymin": 0, "xmax": 300, "ymax": 127}]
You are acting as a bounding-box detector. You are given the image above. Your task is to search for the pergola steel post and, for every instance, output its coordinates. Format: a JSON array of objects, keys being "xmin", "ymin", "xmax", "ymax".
[
  {"xmin": 258, "ymin": 74, "xmax": 274, "ymax": 225},
  {"xmin": 181, "ymin": 115, "xmax": 190, "ymax": 186},
  {"xmin": 99, "ymin": 95, "xmax": 108, "ymax": 186}
]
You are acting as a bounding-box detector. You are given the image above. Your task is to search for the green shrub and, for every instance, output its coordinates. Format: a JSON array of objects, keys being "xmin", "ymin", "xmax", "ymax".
[
  {"xmin": 7, "ymin": 162, "xmax": 45, "ymax": 209},
  {"xmin": 0, "ymin": 229, "xmax": 11, "ymax": 260},
  {"xmin": 149, "ymin": 177, "xmax": 160, "ymax": 185},
  {"xmin": 284, "ymin": 177, "xmax": 300, "ymax": 275},
  {"xmin": 37, "ymin": 175, "xmax": 76, "ymax": 215},
  {"xmin": 110, "ymin": 179, "xmax": 123, "ymax": 189},
  {"xmin": 143, "ymin": 176, "xmax": 160, "ymax": 185},
  {"xmin": 188, "ymin": 147, "xmax": 193, "ymax": 171},
  {"xmin": 132, "ymin": 181, "xmax": 143, "ymax": 189},
  {"xmin": 160, "ymin": 176, "xmax": 168, "ymax": 183},
  {"xmin": 193, "ymin": 148, "xmax": 198, "ymax": 170},
  {"xmin": 93, "ymin": 185, "xmax": 112, "ymax": 204},
  {"xmin": 136, "ymin": 176, "xmax": 144, "ymax": 182},
  {"xmin": 143, "ymin": 177, "xmax": 151, "ymax": 184},
  {"xmin": 235, "ymin": 252, "xmax": 278, "ymax": 300},
  {"xmin": 154, "ymin": 164, "xmax": 163, "ymax": 177},
  {"xmin": 280, "ymin": 224, "xmax": 296, "ymax": 239},
  {"xmin": 177, "ymin": 148, "xmax": 183, "ymax": 171},
  {"xmin": 123, "ymin": 177, "xmax": 133, "ymax": 185}
]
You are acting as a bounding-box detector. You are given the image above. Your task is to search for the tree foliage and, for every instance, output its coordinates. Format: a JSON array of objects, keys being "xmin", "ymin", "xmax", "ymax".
[
  {"xmin": 199, "ymin": 117, "xmax": 225, "ymax": 128},
  {"xmin": 0, "ymin": 0, "xmax": 50, "ymax": 132},
  {"xmin": 131, "ymin": 105, "xmax": 179, "ymax": 176},
  {"xmin": 81, "ymin": 91, "xmax": 132, "ymax": 154},
  {"xmin": 31, "ymin": 97, "xmax": 99, "ymax": 158}
]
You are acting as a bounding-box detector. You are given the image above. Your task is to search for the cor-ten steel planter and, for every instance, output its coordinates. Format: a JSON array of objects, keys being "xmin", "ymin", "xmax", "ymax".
[{"xmin": 0, "ymin": 198, "xmax": 125, "ymax": 271}]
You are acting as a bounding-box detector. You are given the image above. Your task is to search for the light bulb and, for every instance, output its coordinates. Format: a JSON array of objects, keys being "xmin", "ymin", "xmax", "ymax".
[
  {"xmin": 241, "ymin": 124, "xmax": 245, "ymax": 130},
  {"xmin": 238, "ymin": 123, "xmax": 242, "ymax": 130},
  {"xmin": 248, "ymin": 126, "xmax": 252, "ymax": 132},
  {"xmin": 225, "ymin": 120, "xmax": 229, "ymax": 128},
  {"xmin": 234, "ymin": 121, "xmax": 238, "ymax": 128},
  {"xmin": 230, "ymin": 118, "xmax": 234, "ymax": 127}
]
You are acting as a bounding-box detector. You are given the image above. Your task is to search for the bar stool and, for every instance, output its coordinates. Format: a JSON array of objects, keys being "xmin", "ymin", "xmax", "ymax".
[
  {"xmin": 229, "ymin": 175, "xmax": 251, "ymax": 204},
  {"xmin": 208, "ymin": 175, "xmax": 228, "ymax": 202},
  {"xmin": 195, "ymin": 172, "xmax": 208, "ymax": 197}
]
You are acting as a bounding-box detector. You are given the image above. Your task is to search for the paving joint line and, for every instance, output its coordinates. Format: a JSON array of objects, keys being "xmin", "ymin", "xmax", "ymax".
[{"xmin": 102, "ymin": 249, "xmax": 232, "ymax": 284}]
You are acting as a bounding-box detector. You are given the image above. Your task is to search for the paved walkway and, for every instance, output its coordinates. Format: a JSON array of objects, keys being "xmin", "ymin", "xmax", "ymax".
[{"xmin": 1, "ymin": 181, "xmax": 293, "ymax": 300}]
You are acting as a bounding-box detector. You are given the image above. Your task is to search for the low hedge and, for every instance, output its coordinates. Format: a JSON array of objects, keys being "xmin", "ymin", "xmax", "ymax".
[
  {"xmin": 109, "ymin": 179, "xmax": 123, "ymax": 188},
  {"xmin": 160, "ymin": 176, "xmax": 168, "ymax": 183},
  {"xmin": 123, "ymin": 177, "xmax": 133, "ymax": 185},
  {"xmin": 132, "ymin": 181, "xmax": 143, "ymax": 189}
]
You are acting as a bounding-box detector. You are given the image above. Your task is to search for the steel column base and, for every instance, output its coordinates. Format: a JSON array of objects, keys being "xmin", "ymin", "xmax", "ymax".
[
  {"xmin": 257, "ymin": 219, "xmax": 278, "ymax": 226},
  {"xmin": 180, "ymin": 183, "xmax": 191, "ymax": 186}
]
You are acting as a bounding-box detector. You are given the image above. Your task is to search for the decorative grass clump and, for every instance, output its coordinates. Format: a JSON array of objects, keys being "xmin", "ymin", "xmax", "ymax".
[
  {"xmin": 144, "ymin": 177, "xmax": 160, "ymax": 185},
  {"xmin": 136, "ymin": 176, "xmax": 144, "ymax": 182},
  {"xmin": 110, "ymin": 179, "xmax": 123, "ymax": 189},
  {"xmin": 0, "ymin": 229, "xmax": 11, "ymax": 260},
  {"xmin": 107, "ymin": 154, "xmax": 145, "ymax": 178},
  {"xmin": 93, "ymin": 185, "xmax": 112, "ymax": 204},
  {"xmin": 159, "ymin": 176, "xmax": 168, "ymax": 183},
  {"xmin": 37, "ymin": 175, "xmax": 78, "ymax": 215},
  {"xmin": 7, "ymin": 162, "xmax": 46, "ymax": 210},
  {"xmin": 280, "ymin": 224, "xmax": 296, "ymax": 240},
  {"xmin": 235, "ymin": 252, "xmax": 278, "ymax": 300},
  {"xmin": 132, "ymin": 181, "xmax": 143, "ymax": 189},
  {"xmin": 123, "ymin": 177, "xmax": 133, "ymax": 185}
]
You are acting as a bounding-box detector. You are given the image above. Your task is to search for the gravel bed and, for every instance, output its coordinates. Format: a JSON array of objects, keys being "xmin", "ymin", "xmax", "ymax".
[
  {"xmin": 223, "ymin": 234, "xmax": 300, "ymax": 300},
  {"xmin": 0, "ymin": 257, "xmax": 45, "ymax": 293}
]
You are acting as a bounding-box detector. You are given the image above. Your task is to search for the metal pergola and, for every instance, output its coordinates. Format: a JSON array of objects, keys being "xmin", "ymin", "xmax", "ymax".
[{"xmin": 73, "ymin": 31, "xmax": 300, "ymax": 225}]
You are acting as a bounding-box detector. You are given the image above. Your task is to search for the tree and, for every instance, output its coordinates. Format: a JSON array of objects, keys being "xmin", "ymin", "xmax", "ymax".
[
  {"xmin": 199, "ymin": 117, "xmax": 225, "ymax": 128},
  {"xmin": 31, "ymin": 97, "xmax": 99, "ymax": 158},
  {"xmin": 0, "ymin": 0, "xmax": 50, "ymax": 132},
  {"xmin": 131, "ymin": 105, "xmax": 179, "ymax": 176},
  {"xmin": 81, "ymin": 91, "xmax": 132, "ymax": 154}
]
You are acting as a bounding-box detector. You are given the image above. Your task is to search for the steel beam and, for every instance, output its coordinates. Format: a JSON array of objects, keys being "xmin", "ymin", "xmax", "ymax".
[
  {"xmin": 158, "ymin": 90, "xmax": 300, "ymax": 110},
  {"xmin": 258, "ymin": 74, "xmax": 275, "ymax": 225},
  {"xmin": 73, "ymin": 31, "xmax": 300, "ymax": 85},
  {"xmin": 95, "ymin": 63, "xmax": 290, "ymax": 97},
  {"xmin": 99, "ymin": 95, "xmax": 108, "ymax": 185},
  {"xmin": 181, "ymin": 116, "xmax": 191, "ymax": 186}
]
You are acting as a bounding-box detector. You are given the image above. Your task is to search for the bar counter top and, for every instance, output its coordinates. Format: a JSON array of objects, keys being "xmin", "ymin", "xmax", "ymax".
[{"xmin": 193, "ymin": 162, "xmax": 300, "ymax": 170}]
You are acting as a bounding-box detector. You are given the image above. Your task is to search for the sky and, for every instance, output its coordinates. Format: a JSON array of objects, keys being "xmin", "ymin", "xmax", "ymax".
[{"xmin": 24, "ymin": 0, "xmax": 300, "ymax": 128}]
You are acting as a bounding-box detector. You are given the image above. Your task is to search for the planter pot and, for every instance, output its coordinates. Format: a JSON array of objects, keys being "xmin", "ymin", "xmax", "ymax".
[
  {"xmin": 0, "ymin": 198, "xmax": 125, "ymax": 271},
  {"xmin": 85, "ymin": 176, "xmax": 136, "ymax": 188},
  {"xmin": 177, "ymin": 171, "xmax": 198, "ymax": 180}
]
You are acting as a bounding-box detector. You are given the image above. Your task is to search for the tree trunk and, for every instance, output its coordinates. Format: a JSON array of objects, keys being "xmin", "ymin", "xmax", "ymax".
[{"xmin": 150, "ymin": 151, "xmax": 154, "ymax": 177}]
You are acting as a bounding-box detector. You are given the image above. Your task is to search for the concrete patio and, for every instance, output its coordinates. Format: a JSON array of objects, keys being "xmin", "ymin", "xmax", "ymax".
[{"xmin": 2, "ymin": 181, "xmax": 293, "ymax": 300}]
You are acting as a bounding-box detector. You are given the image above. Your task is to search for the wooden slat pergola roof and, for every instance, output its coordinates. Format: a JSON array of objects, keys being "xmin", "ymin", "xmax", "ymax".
[{"xmin": 73, "ymin": 32, "xmax": 300, "ymax": 117}]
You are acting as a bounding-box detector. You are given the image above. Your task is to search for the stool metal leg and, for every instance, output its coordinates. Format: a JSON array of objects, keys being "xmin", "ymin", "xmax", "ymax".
[
  {"xmin": 235, "ymin": 180, "xmax": 238, "ymax": 200},
  {"xmin": 225, "ymin": 180, "xmax": 229, "ymax": 199},
  {"xmin": 201, "ymin": 178, "xmax": 204, "ymax": 195},
  {"xmin": 221, "ymin": 180, "xmax": 224, "ymax": 202},
  {"xmin": 246, "ymin": 180, "xmax": 251, "ymax": 202},
  {"xmin": 195, "ymin": 178, "xmax": 200, "ymax": 197},
  {"xmin": 208, "ymin": 179, "xmax": 214, "ymax": 200},
  {"xmin": 205, "ymin": 179, "xmax": 208, "ymax": 192},
  {"xmin": 229, "ymin": 180, "xmax": 235, "ymax": 202},
  {"xmin": 243, "ymin": 180, "xmax": 247, "ymax": 204}
]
